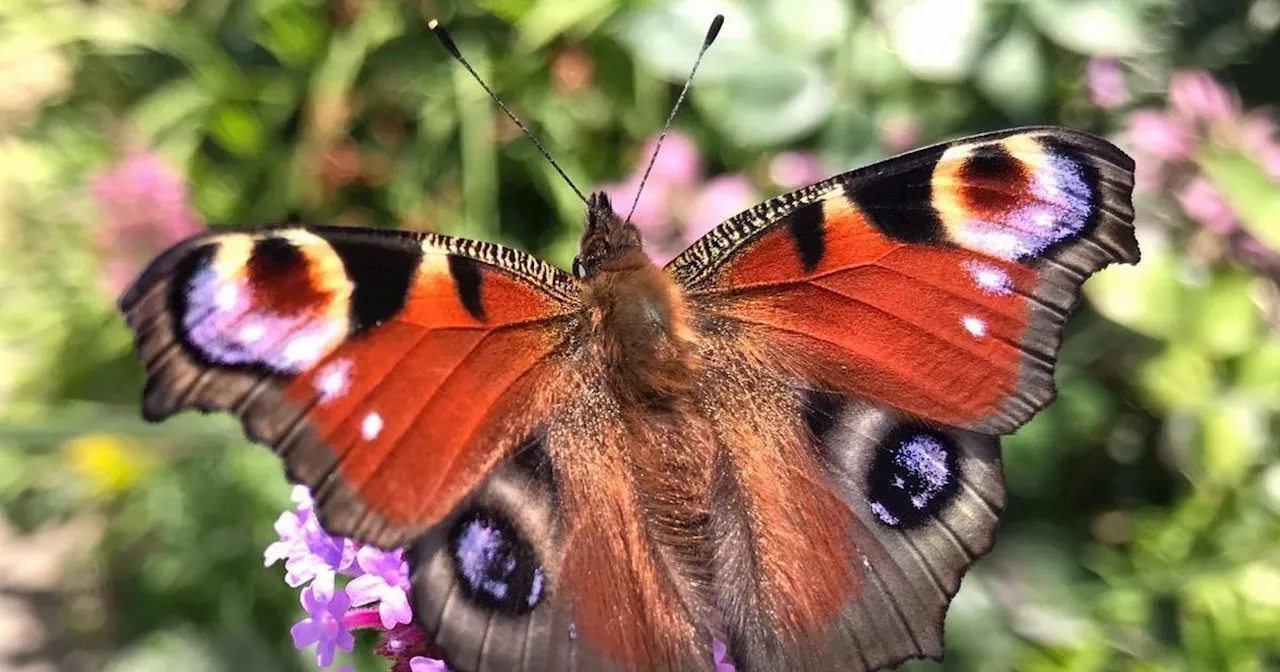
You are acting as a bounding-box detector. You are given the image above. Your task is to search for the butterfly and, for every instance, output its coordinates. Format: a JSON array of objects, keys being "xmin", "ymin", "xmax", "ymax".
[{"xmin": 117, "ymin": 20, "xmax": 1138, "ymax": 672}]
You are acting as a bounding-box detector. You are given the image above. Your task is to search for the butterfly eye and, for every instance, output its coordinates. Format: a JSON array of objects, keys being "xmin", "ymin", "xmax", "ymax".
[{"xmin": 572, "ymin": 256, "xmax": 585, "ymax": 278}]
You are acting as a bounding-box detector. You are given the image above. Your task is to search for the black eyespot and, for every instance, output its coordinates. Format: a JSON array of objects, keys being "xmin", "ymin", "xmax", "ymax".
[
  {"xmin": 571, "ymin": 256, "xmax": 584, "ymax": 278},
  {"xmin": 449, "ymin": 509, "xmax": 546, "ymax": 614},
  {"xmin": 866, "ymin": 427, "xmax": 961, "ymax": 529}
]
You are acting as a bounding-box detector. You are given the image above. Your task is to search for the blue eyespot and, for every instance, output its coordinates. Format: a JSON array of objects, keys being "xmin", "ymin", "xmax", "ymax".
[
  {"xmin": 450, "ymin": 509, "xmax": 545, "ymax": 613},
  {"xmin": 867, "ymin": 430, "xmax": 960, "ymax": 528}
]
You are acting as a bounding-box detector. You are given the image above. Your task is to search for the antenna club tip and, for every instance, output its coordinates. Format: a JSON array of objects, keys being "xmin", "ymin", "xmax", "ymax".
[
  {"xmin": 705, "ymin": 14, "xmax": 724, "ymax": 45},
  {"xmin": 428, "ymin": 19, "xmax": 462, "ymax": 59}
]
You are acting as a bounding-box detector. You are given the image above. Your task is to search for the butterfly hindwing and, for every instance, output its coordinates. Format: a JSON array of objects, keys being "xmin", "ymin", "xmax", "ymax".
[
  {"xmin": 672, "ymin": 126, "xmax": 1138, "ymax": 435},
  {"xmin": 120, "ymin": 225, "xmax": 581, "ymax": 548}
]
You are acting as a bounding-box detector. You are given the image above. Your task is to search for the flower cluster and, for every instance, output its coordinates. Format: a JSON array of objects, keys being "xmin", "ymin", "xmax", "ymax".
[
  {"xmin": 265, "ymin": 485, "xmax": 446, "ymax": 670},
  {"xmin": 267, "ymin": 485, "xmax": 738, "ymax": 670},
  {"xmin": 90, "ymin": 150, "xmax": 203, "ymax": 296},
  {"xmin": 1088, "ymin": 61, "xmax": 1280, "ymax": 269}
]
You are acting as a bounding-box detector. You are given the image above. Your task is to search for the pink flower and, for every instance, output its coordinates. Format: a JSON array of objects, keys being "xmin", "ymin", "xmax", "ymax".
[
  {"xmin": 1169, "ymin": 70, "xmax": 1238, "ymax": 123},
  {"xmin": 346, "ymin": 546, "xmax": 413, "ymax": 629},
  {"xmin": 769, "ymin": 152, "xmax": 826, "ymax": 189},
  {"xmin": 1177, "ymin": 177, "xmax": 1238, "ymax": 234},
  {"xmin": 265, "ymin": 486, "xmax": 356, "ymax": 599},
  {"xmin": 410, "ymin": 657, "xmax": 450, "ymax": 672},
  {"xmin": 1239, "ymin": 112, "xmax": 1280, "ymax": 182},
  {"xmin": 878, "ymin": 115, "xmax": 922, "ymax": 153},
  {"xmin": 686, "ymin": 175, "xmax": 758, "ymax": 243},
  {"xmin": 640, "ymin": 131, "xmax": 703, "ymax": 187},
  {"xmin": 1128, "ymin": 110, "xmax": 1195, "ymax": 160},
  {"xmin": 90, "ymin": 151, "xmax": 202, "ymax": 296},
  {"xmin": 292, "ymin": 586, "xmax": 356, "ymax": 667},
  {"xmin": 1085, "ymin": 58, "xmax": 1129, "ymax": 109}
]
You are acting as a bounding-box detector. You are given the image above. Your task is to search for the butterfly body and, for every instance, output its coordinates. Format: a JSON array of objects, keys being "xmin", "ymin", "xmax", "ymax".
[{"xmin": 119, "ymin": 127, "xmax": 1138, "ymax": 672}]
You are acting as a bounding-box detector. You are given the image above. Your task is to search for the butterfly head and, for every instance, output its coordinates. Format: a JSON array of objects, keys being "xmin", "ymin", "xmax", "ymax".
[{"xmin": 573, "ymin": 191, "xmax": 644, "ymax": 278}]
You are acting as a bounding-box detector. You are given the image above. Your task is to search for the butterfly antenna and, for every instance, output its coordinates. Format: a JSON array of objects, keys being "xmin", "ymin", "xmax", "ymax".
[
  {"xmin": 429, "ymin": 19, "xmax": 588, "ymax": 205},
  {"xmin": 624, "ymin": 14, "xmax": 724, "ymax": 225}
]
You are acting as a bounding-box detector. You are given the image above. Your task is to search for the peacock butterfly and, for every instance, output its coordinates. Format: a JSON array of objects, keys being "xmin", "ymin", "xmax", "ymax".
[{"xmin": 117, "ymin": 15, "xmax": 1138, "ymax": 672}]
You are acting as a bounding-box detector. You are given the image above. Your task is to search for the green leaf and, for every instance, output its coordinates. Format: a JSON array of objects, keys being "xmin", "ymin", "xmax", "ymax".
[
  {"xmin": 1236, "ymin": 339, "xmax": 1280, "ymax": 409},
  {"xmin": 516, "ymin": 0, "xmax": 618, "ymax": 50},
  {"xmin": 884, "ymin": 0, "xmax": 986, "ymax": 82},
  {"xmin": 208, "ymin": 104, "xmax": 264, "ymax": 157},
  {"xmin": 1190, "ymin": 271, "xmax": 1260, "ymax": 358},
  {"xmin": 1199, "ymin": 396, "xmax": 1265, "ymax": 484},
  {"xmin": 760, "ymin": 0, "xmax": 853, "ymax": 54},
  {"xmin": 128, "ymin": 79, "xmax": 215, "ymax": 144},
  {"xmin": 1085, "ymin": 238, "xmax": 1186, "ymax": 339},
  {"xmin": 1026, "ymin": 0, "xmax": 1150, "ymax": 56},
  {"xmin": 693, "ymin": 55, "xmax": 834, "ymax": 147},
  {"xmin": 1200, "ymin": 149, "xmax": 1280, "ymax": 252},
  {"xmin": 976, "ymin": 25, "xmax": 1048, "ymax": 117},
  {"xmin": 1139, "ymin": 344, "xmax": 1216, "ymax": 412},
  {"xmin": 614, "ymin": 0, "xmax": 763, "ymax": 83}
]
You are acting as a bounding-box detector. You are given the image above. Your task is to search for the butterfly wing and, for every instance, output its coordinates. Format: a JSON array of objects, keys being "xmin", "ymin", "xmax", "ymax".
[
  {"xmin": 672, "ymin": 126, "xmax": 1138, "ymax": 435},
  {"xmin": 120, "ymin": 225, "xmax": 581, "ymax": 548},
  {"xmin": 121, "ymin": 225, "xmax": 711, "ymax": 671},
  {"xmin": 671, "ymin": 127, "xmax": 1136, "ymax": 669}
]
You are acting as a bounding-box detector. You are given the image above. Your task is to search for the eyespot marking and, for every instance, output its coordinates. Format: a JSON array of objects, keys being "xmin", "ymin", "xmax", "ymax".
[
  {"xmin": 449, "ymin": 509, "xmax": 545, "ymax": 614},
  {"xmin": 175, "ymin": 233, "xmax": 352, "ymax": 374},
  {"xmin": 867, "ymin": 429, "xmax": 961, "ymax": 528},
  {"xmin": 935, "ymin": 136, "xmax": 1096, "ymax": 260}
]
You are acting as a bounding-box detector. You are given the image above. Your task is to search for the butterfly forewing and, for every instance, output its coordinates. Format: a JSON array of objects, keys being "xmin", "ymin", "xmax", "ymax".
[{"xmin": 120, "ymin": 226, "xmax": 581, "ymax": 548}]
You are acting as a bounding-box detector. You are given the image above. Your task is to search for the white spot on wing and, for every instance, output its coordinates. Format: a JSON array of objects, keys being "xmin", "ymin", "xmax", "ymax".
[
  {"xmin": 361, "ymin": 412, "xmax": 383, "ymax": 440},
  {"xmin": 962, "ymin": 316, "xmax": 987, "ymax": 338},
  {"xmin": 962, "ymin": 260, "xmax": 1014, "ymax": 296},
  {"xmin": 315, "ymin": 359, "xmax": 352, "ymax": 404}
]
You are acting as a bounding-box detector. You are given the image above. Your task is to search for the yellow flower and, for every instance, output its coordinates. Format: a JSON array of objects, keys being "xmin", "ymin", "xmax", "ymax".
[{"xmin": 63, "ymin": 434, "xmax": 153, "ymax": 497}]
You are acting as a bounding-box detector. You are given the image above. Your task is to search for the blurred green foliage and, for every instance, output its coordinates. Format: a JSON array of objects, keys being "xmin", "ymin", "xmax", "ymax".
[{"xmin": 1, "ymin": 0, "xmax": 1278, "ymax": 670}]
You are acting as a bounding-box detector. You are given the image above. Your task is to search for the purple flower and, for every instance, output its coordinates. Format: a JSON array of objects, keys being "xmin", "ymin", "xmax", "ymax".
[
  {"xmin": 1177, "ymin": 177, "xmax": 1238, "ymax": 234},
  {"xmin": 346, "ymin": 546, "xmax": 413, "ymax": 629},
  {"xmin": 292, "ymin": 585, "xmax": 356, "ymax": 667},
  {"xmin": 878, "ymin": 114, "xmax": 922, "ymax": 153},
  {"xmin": 1085, "ymin": 58, "xmax": 1129, "ymax": 109},
  {"xmin": 1169, "ymin": 70, "xmax": 1238, "ymax": 123},
  {"xmin": 91, "ymin": 150, "xmax": 202, "ymax": 296},
  {"xmin": 769, "ymin": 152, "xmax": 826, "ymax": 189},
  {"xmin": 265, "ymin": 486, "xmax": 356, "ymax": 600},
  {"xmin": 1128, "ymin": 110, "xmax": 1195, "ymax": 160},
  {"xmin": 686, "ymin": 175, "xmax": 758, "ymax": 243},
  {"xmin": 1240, "ymin": 112, "xmax": 1280, "ymax": 182},
  {"xmin": 713, "ymin": 639, "xmax": 736, "ymax": 672},
  {"xmin": 641, "ymin": 131, "xmax": 704, "ymax": 187},
  {"xmin": 410, "ymin": 657, "xmax": 451, "ymax": 672}
]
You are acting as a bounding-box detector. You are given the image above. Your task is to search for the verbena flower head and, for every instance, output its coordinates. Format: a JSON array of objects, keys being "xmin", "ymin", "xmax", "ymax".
[
  {"xmin": 90, "ymin": 150, "xmax": 202, "ymax": 295},
  {"xmin": 266, "ymin": 485, "xmax": 739, "ymax": 670},
  {"xmin": 347, "ymin": 546, "xmax": 413, "ymax": 629},
  {"xmin": 292, "ymin": 585, "xmax": 356, "ymax": 667}
]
